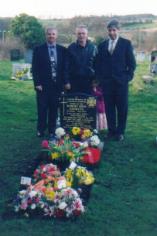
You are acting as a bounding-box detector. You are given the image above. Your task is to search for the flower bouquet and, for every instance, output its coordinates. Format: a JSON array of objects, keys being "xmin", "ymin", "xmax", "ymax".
[
  {"xmin": 14, "ymin": 188, "xmax": 44, "ymax": 217},
  {"xmin": 64, "ymin": 166, "xmax": 95, "ymax": 201},
  {"xmin": 44, "ymin": 188, "xmax": 85, "ymax": 218},
  {"xmin": 33, "ymin": 163, "xmax": 61, "ymax": 182},
  {"xmin": 42, "ymin": 138, "xmax": 87, "ymax": 171},
  {"xmin": 14, "ymin": 186, "xmax": 84, "ymax": 218}
]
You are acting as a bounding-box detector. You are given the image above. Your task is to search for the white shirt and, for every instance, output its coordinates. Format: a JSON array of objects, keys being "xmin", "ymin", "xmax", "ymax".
[{"xmin": 108, "ymin": 36, "xmax": 119, "ymax": 54}]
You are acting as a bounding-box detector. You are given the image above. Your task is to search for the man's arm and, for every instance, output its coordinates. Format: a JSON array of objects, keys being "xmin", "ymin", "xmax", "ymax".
[
  {"xmin": 32, "ymin": 47, "xmax": 42, "ymax": 89},
  {"xmin": 64, "ymin": 46, "xmax": 71, "ymax": 90},
  {"xmin": 126, "ymin": 41, "xmax": 136, "ymax": 81}
]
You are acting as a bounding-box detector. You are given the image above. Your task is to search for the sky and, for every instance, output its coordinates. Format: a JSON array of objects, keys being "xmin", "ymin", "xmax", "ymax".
[{"xmin": 1, "ymin": 0, "xmax": 157, "ymax": 18}]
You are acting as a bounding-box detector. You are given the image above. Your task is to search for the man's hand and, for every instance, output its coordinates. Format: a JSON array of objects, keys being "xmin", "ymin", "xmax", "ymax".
[
  {"xmin": 65, "ymin": 83, "xmax": 71, "ymax": 90},
  {"xmin": 35, "ymin": 85, "xmax": 43, "ymax": 91}
]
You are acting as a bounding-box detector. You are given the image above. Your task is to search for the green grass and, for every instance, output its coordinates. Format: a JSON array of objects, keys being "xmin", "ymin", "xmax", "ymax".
[{"xmin": 0, "ymin": 61, "xmax": 157, "ymax": 236}]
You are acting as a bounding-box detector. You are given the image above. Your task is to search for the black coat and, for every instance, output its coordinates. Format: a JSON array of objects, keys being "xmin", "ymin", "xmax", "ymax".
[
  {"xmin": 96, "ymin": 37, "xmax": 136, "ymax": 86},
  {"xmin": 32, "ymin": 43, "xmax": 67, "ymax": 91},
  {"xmin": 67, "ymin": 40, "xmax": 97, "ymax": 80}
]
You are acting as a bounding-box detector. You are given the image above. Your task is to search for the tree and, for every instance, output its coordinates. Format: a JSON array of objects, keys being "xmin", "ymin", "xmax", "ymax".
[{"xmin": 11, "ymin": 14, "xmax": 45, "ymax": 49}]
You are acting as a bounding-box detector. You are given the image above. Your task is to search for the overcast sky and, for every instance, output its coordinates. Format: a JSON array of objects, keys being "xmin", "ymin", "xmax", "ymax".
[{"xmin": 1, "ymin": 0, "xmax": 157, "ymax": 18}]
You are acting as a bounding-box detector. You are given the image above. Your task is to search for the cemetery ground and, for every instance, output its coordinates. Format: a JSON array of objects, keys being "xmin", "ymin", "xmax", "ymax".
[{"xmin": 0, "ymin": 60, "xmax": 157, "ymax": 236}]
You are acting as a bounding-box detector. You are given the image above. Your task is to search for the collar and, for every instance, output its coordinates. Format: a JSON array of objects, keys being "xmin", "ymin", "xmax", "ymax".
[
  {"xmin": 47, "ymin": 42, "xmax": 56, "ymax": 48},
  {"xmin": 108, "ymin": 36, "xmax": 119, "ymax": 44}
]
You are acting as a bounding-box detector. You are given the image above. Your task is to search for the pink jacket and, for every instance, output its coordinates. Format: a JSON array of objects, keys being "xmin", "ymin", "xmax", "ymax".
[{"xmin": 92, "ymin": 87, "xmax": 105, "ymax": 113}]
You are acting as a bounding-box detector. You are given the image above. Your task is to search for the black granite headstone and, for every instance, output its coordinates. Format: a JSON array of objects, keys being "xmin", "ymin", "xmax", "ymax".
[{"xmin": 59, "ymin": 93, "xmax": 96, "ymax": 130}]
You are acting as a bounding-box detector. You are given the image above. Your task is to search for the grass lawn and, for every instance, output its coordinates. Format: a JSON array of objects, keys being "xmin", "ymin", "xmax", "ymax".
[{"xmin": 0, "ymin": 60, "xmax": 157, "ymax": 236}]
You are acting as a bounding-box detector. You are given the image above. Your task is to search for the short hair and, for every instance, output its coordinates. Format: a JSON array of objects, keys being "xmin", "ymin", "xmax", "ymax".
[
  {"xmin": 75, "ymin": 25, "xmax": 88, "ymax": 33},
  {"xmin": 107, "ymin": 19, "xmax": 120, "ymax": 29},
  {"xmin": 45, "ymin": 27, "xmax": 58, "ymax": 34}
]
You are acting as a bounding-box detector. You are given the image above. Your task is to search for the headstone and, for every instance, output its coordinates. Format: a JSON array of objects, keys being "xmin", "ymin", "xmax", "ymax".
[
  {"xmin": 11, "ymin": 63, "xmax": 32, "ymax": 80},
  {"xmin": 136, "ymin": 51, "xmax": 146, "ymax": 62},
  {"xmin": 60, "ymin": 93, "xmax": 97, "ymax": 130},
  {"xmin": 10, "ymin": 49, "xmax": 21, "ymax": 61}
]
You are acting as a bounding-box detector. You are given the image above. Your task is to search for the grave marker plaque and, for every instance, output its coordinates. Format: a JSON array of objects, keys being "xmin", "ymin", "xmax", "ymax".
[{"xmin": 60, "ymin": 93, "xmax": 96, "ymax": 130}]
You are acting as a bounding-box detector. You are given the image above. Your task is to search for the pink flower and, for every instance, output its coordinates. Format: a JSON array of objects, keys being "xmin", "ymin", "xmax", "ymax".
[
  {"xmin": 20, "ymin": 202, "xmax": 28, "ymax": 210},
  {"xmin": 41, "ymin": 140, "xmax": 49, "ymax": 149}
]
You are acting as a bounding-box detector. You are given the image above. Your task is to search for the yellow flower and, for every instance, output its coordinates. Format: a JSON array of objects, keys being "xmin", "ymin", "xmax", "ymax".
[
  {"xmin": 66, "ymin": 181, "xmax": 72, "ymax": 187},
  {"xmin": 64, "ymin": 168, "xmax": 74, "ymax": 187},
  {"xmin": 83, "ymin": 129, "xmax": 93, "ymax": 138},
  {"xmin": 72, "ymin": 127, "xmax": 81, "ymax": 135},
  {"xmin": 51, "ymin": 152, "xmax": 60, "ymax": 159},
  {"xmin": 76, "ymin": 167, "xmax": 95, "ymax": 185},
  {"xmin": 45, "ymin": 188, "xmax": 55, "ymax": 201},
  {"xmin": 66, "ymin": 151, "xmax": 75, "ymax": 159}
]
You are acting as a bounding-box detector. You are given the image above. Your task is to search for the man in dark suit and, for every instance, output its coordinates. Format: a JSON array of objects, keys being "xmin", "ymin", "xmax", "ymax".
[
  {"xmin": 32, "ymin": 27, "xmax": 68, "ymax": 138},
  {"xmin": 96, "ymin": 20, "xmax": 136, "ymax": 141}
]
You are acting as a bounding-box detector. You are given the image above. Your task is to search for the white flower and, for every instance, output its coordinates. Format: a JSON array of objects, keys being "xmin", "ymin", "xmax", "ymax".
[
  {"xmin": 82, "ymin": 141, "xmax": 89, "ymax": 148},
  {"xmin": 55, "ymin": 127, "xmax": 66, "ymax": 139},
  {"xmin": 19, "ymin": 190, "xmax": 26, "ymax": 195},
  {"xmin": 29, "ymin": 190, "xmax": 38, "ymax": 198},
  {"xmin": 93, "ymin": 129, "xmax": 98, "ymax": 134},
  {"xmin": 90, "ymin": 135, "xmax": 100, "ymax": 147},
  {"xmin": 59, "ymin": 202, "xmax": 67, "ymax": 210},
  {"xmin": 14, "ymin": 206, "xmax": 19, "ymax": 212},
  {"xmin": 31, "ymin": 204, "xmax": 36, "ymax": 210}
]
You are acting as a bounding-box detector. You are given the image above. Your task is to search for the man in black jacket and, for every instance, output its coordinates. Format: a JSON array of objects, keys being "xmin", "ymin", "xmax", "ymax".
[
  {"xmin": 96, "ymin": 20, "xmax": 136, "ymax": 141},
  {"xmin": 32, "ymin": 27, "xmax": 68, "ymax": 138},
  {"xmin": 67, "ymin": 25, "xmax": 97, "ymax": 94}
]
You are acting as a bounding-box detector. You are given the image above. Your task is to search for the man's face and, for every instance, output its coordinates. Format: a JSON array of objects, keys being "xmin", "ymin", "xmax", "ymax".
[
  {"xmin": 76, "ymin": 28, "xmax": 88, "ymax": 44},
  {"xmin": 46, "ymin": 29, "xmax": 58, "ymax": 44},
  {"xmin": 108, "ymin": 27, "xmax": 119, "ymax": 40}
]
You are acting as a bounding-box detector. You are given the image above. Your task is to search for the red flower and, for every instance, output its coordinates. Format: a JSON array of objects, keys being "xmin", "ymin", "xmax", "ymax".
[
  {"xmin": 54, "ymin": 209, "xmax": 65, "ymax": 218},
  {"xmin": 41, "ymin": 173, "xmax": 47, "ymax": 179},
  {"xmin": 41, "ymin": 140, "xmax": 49, "ymax": 149},
  {"xmin": 72, "ymin": 141, "xmax": 81, "ymax": 148},
  {"xmin": 82, "ymin": 147, "xmax": 101, "ymax": 164},
  {"xmin": 73, "ymin": 210, "xmax": 81, "ymax": 216},
  {"xmin": 27, "ymin": 198, "xmax": 32, "ymax": 204},
  {"xmin": 35, "ymin": 197, "xmax": 40, "ymax": 203}
]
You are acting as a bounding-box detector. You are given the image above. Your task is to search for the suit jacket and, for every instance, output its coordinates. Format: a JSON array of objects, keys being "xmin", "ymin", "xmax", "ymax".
[
  {"xmin": 96, "ymin": 37, "xmax": 136, "ymax": 86},
  {"xmin": 32, "ymin": 43, "xmax": 67, "ymax": 92}
]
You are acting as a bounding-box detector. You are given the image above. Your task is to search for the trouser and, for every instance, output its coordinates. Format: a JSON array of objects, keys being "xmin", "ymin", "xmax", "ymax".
[
  {"xmin": 103, "ymin": 80, "xmax": 128, "ymax": 135},
  {"xmin": 36, "ymin": 85, "xmax": 59, "ymax": 134}
]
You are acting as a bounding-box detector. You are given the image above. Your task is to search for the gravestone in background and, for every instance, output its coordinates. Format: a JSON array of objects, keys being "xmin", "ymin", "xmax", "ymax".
[
  {"xmin": 10, "ymin": 49, "xmax": 21, "ymax": 61},
  {"xmin": 11, "ymin": 63, "xmax": 32, "ymax": 80},
  {"xmin": 60, "ymin": 93, "xmax": 96, "ymax": 130}
]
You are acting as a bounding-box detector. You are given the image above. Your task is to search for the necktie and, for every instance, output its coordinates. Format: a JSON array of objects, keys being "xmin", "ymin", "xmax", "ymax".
[
  {"xmin": 109, "ymin": 40, "xmax": 115, "ymax": 55},
  {"xmin": 49, "ymin": 46, "xmax": 57, "ymax": 82}
]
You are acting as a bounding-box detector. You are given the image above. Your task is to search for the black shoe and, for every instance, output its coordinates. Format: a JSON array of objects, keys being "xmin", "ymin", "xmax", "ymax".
[
  {"xmin": 116, "ymin": 134, "xmax": 124, "ymax": 141},
  {"xmin": 37, "ymin": 131, "xmax": 44, "ymax": 137}
]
